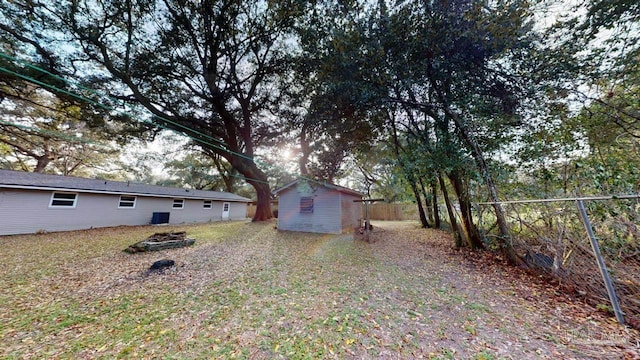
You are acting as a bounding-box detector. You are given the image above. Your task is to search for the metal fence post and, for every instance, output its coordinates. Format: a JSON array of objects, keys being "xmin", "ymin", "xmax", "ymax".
[{"xmin": 576, "ymin": 199, "xmax": 625, "ymax": 324}]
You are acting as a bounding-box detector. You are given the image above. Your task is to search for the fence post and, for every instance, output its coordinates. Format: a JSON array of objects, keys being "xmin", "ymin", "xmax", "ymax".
[
  {"xmin": 354, "ymin": 199, "xmax": 384, "ymax": 241},
  {"xmin": 576, "ymin": 200, "xmax": 625, "ymax": 324}
]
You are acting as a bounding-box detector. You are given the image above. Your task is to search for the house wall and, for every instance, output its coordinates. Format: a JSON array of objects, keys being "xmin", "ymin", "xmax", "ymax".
[
  {"xmin": 277, "ymin": 186, "xmax": 343, "ymax": 234},
  {"xmin": 340, "ymin": 193, "xmax": 362, "ymax": 231},
  {"xmin": 158, "ymin": 198, "xmax": 246, "ymax": 224},
  {"xmin": 0, "ymin": 189, "xmax": 247, "ymax": 235}
]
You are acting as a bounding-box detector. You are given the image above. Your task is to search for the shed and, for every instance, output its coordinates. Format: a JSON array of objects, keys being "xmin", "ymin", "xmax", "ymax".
[
  {"xmin": 273, "ymin": 178, "xmax": 364, "ymax": 234},
  {"xmin": 0, "ymin": 169, "xmax": 250, "ymax": 235}
]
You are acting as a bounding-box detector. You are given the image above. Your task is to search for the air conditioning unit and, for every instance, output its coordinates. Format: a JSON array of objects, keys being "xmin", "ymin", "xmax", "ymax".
[{"xmin": 151, "ymin": 212, "xmax": 170, "ymax": 224}]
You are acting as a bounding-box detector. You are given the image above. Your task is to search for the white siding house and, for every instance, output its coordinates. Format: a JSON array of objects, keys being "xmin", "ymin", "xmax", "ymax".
[
  {"xmin": 274, "ymin": 178, "xmax": 363, "ymax": 234},
  {"xmin": 0, "ymin": 170, "xmax": 250, "ymax": 235}
]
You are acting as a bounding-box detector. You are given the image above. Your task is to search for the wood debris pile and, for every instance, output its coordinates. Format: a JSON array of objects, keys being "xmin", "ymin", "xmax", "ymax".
[{"xmin": 124, "ymin": 231, "xmax": 195, "ymax": 253}]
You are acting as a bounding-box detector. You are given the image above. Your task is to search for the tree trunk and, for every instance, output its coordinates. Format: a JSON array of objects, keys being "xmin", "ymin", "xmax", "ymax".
[
  {"xmin": 447, "ymin": 113, "xmax": 517, "ymax": 261},
  {"xmin": 34, "ymin": 155, "xmax": 49, "ymax": 173},
  {"xmin": 209, "ymin": 153, "xmax": 235, "ymax": 193},
  {"xmin": 251, "ymin": 180, "xmax": 273, "ymax": 221},
  {"xmin": 448, "ymin": 170, "xmax": 485, "ymax": 249},
  {"xmin": 431, "ymin": 178, "xmax": 441, "ymax": 228},
  {"xmin": 299, "ymin": 123, "xmax": 311, "ymax": 176},
  {"xmin": 419, "ymin": 177, "xmax": 433, "ymax": 227},
  {"xmin": 230, "ymin": 156, "xmax": 273, "ymax": 221},
  {"xmin": 410, "ymin": 181, "xmax": 429, "ymax": 228},
  {"xmin": 388, "ymin": 115, "xmax": 428, "ymax": 228},
  {"xmin": 439, "ymin": 175, "xmax": 463, "ymax": 247},
  {"xmin": 431, "ymin": 79, "xmax": 519, "ymax": 263}
]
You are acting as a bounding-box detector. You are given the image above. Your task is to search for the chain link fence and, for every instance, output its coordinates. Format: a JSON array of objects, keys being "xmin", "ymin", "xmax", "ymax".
[{"xmin": 478, "ymin": 196, "xmax": 640, "ymax": 326}]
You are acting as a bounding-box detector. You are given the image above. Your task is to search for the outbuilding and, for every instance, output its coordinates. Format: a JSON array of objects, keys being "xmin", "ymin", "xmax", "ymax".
[
  {"xmin": 0, "ymin": 169, "xmax": 250, "ymax": 235},
  {"xmin": 273, "ymin": 178, "xmax": 364, "ymax": 234}
]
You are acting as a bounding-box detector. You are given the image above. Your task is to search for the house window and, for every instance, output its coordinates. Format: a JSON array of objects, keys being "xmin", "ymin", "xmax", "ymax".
[
  {"xmin": 223, "ymin": 203, "xmax": 229, "ymax": 211},
  {"xmin": 203, "ymin": 200, "xmax": 212, "ymax": 209},
  {"xmin": 300, "ymin": 197, "xmax": 313, "ymax": 214},
  {"xmin": 172, "ymin": 199, "xmax": 184, "ymax": 209},
  {"xmin": 118, "ymin": 195, "xmax": 137, "ymax": 208},
  {"xmin": 50, "ymin": 192, "xmax": 78, "ymax": 208}
]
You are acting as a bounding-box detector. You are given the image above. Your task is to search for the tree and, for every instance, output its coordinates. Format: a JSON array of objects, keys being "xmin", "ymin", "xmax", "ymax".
[
  {"xmin": 397, "ymin": 0, "xmax": 532, "ymax": 257},
  {"xmin": 539, "ymin": 0, "xmax": 640, "ymax": 137},
  {"xmin": 156, "ymin": 152, "xmax": 232, "ymax": 191},
  {"xmin": 0, "ymin": 0, "xmax": 308, "ymax": 221},
  {"xmin": 0, "ymin": 1, "xmax": 153, "ymax": 176},
  {"xmin": 0, "ymin": 80, "xmax": 121, "ymax": 175},
  {"xmin": 349, "ymin": 142, "xmax": 412, "ymax": 202},
  {"xmin": 510, "ymin": 0, "xmax": 640, "ymax": 197},
  {"xmin": 290, "ymin": 0, "xmax": 386, "ymax": 183},
  {"xmin": 304, "ymin": 0, "xmax": 534, "ymax": 254},
  {"xmin": 388, "ymin": 113, "xmax": 432, "ymax": 229}
]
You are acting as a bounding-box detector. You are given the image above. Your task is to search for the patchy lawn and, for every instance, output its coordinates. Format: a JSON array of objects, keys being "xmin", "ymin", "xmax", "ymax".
[{"xmin": 1, "ymin": 221, "xmax": 638, "ymax": 359}]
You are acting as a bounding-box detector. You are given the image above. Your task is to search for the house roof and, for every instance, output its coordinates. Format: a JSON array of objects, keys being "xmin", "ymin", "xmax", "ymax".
[
  {"xmin": 0, "ymin": 169, "xmax": 251, "ymax": 202},
  {"xmin": 273, "ymin": 177, "xmax": 364, "ymax": 198}
]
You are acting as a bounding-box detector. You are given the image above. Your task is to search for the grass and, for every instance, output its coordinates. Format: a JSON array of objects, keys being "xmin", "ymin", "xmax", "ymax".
[{"xmin": 1, "ymin": 220, "xmax": 636, "ymax": 359}]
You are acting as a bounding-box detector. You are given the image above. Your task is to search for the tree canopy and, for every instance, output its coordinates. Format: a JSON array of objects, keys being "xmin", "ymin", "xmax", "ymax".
[{"xmin": 0, "ymin": 0, "xmax": 311, "ymax": 220}]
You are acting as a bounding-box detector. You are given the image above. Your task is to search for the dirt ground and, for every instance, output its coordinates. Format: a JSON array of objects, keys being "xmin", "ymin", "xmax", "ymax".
[
  {"xmin": 1, "ymin": 220, "xmax": 639, "ymax": 359},
  {"xmin": 367, "ymin": 221, "xmax": 640, "ymax": 359}
]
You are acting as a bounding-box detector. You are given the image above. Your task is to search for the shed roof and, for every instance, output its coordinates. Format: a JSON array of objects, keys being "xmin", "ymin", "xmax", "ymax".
[
  {"xmin": 273, "ymin": 177, "xmax": 364, "ymax": 198},
  {"xmin": 0, "ymin": 169, "xmax": 250, "ymax": 202}
]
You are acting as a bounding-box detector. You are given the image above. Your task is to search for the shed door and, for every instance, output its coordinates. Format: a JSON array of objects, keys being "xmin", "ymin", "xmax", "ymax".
[{"xmin": 222, "ymin": 202, "xmax": 230, "ymax": 219}]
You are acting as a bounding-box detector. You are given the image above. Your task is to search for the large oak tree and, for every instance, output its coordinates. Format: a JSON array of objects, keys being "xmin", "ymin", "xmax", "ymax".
[{"xmin": 1, "ymin": 0, "xmax": 306, "ymax": 220}]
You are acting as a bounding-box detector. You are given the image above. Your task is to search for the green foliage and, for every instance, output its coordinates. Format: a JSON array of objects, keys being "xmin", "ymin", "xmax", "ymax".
[
  {"xmin": 0, "ymin": 88, "xmax": 122, "ymax": 175},
  {"xmin": 157, "ymin": 152, "xmax": 235, "ymax": 191},
  {"xmin": 348, "ymin": 143, "xmax": 414, "ymax": 201},
  {"xmin": 510, "ymin": 78, "xmax": 640, "ymax": 200},
  {"xmin": 287, "ymin": 0, "xmax": 388, "ymax": 181}
]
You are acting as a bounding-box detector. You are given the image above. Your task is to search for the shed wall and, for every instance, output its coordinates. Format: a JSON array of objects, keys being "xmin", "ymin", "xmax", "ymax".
[
  {"xmin": 341, "ymin": 193, "xmax": 362, "ymax": 231},
  {"xmin": 0, "ymin": 189, "xmax": 247, "ymax": 235},
  {"xmin": 277, "ymin": 186, "xmax": 342, "ymax": 234}
]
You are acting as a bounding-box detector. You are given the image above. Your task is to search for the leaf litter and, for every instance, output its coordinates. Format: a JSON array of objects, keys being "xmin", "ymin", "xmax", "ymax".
[{"xmin": 0, "ymin": 220, "xmax": 638, "ymax": 359}]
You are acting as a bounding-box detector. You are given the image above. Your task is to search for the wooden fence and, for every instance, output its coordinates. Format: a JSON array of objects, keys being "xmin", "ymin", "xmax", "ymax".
[
  {"xmin": 247, "ymin": 202, "xmax": 419, "ymax": 221},
  {"xmin": 366, "ymin": 203, "xmax": 419, "ymax": 221},
  {"xmin": 246, "ymin": 202, "xmax": 278, "ymax": 219}
]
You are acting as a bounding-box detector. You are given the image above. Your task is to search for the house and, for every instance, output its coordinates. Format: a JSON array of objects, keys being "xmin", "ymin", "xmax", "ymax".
[
  {"xmin": 0, "ymin": 169, "xmax": 250, "ymax": 235},
  {"xmin": 273, "ymin": 178, "xmax": 364, "ymax": 234}
]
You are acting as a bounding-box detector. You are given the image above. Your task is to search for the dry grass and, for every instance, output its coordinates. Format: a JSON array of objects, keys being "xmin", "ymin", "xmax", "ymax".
[{"xmin": 1, "ymin": 220, "xmax": 638, "ymax": 359}]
